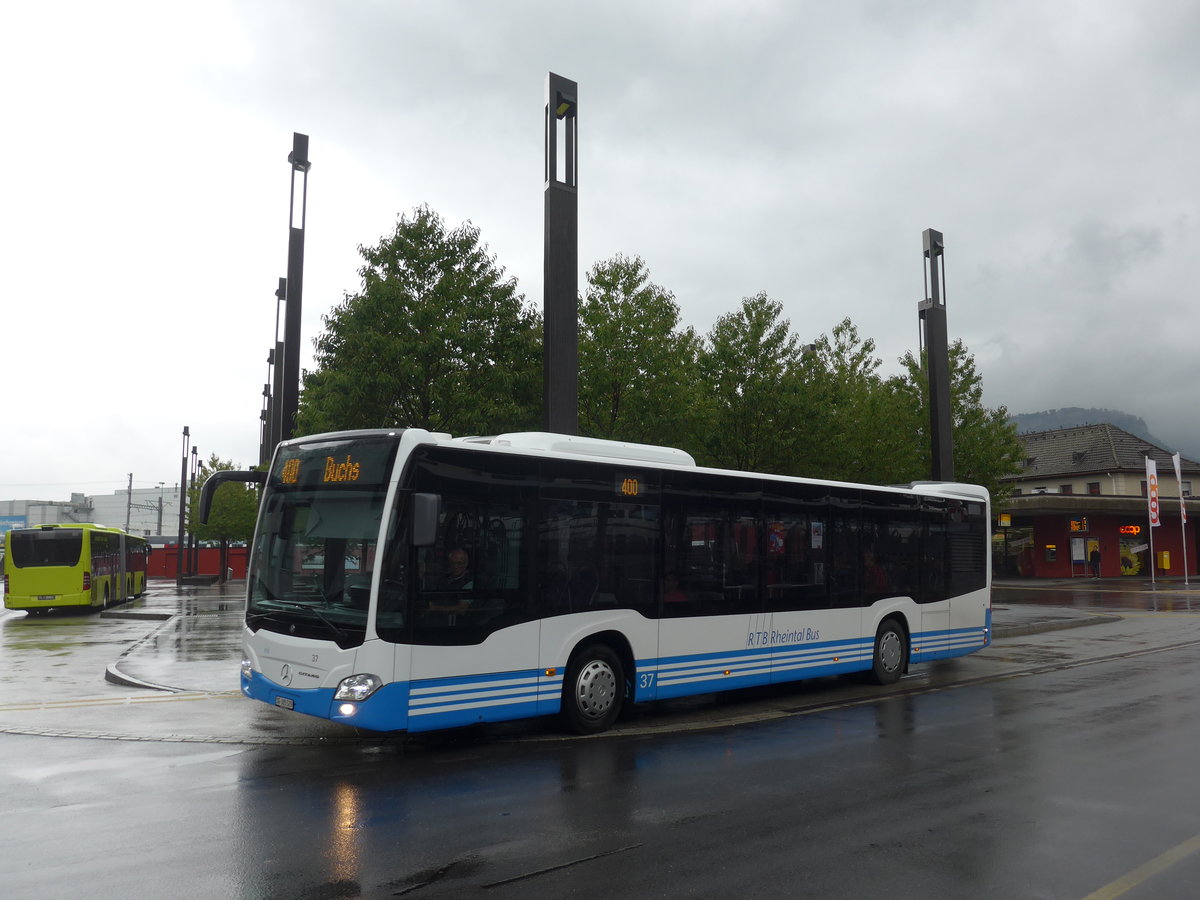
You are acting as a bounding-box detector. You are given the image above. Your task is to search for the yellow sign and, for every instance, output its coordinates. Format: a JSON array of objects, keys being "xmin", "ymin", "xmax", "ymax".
[
  {"xmin": 280, "ymin": 458, "xmax": 301, "ymax": 484},
  {"xmin": 323, "ymin": 455, "xmax": 362, "ymax": 483},
  {"xmin": 998, "ymin": 514, "xmax": 1011, "ymax": 527},
  {"xmin": 619, "ymin": 477, "xmax": 640, "ymax": 497}
]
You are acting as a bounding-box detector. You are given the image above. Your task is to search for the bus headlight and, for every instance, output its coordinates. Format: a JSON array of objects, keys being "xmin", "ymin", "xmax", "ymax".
[
  {"xmin": 241, "ymin": 657, "xmax": 254, "ymax": 680},
  {"xmin": 335, "ymin": 673, "xmax": 383, "ymax": 702}
]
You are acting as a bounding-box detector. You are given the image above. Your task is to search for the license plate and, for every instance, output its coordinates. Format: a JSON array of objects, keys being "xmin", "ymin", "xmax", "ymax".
[
  {"xmin": 274, "ymin": 696, "xmax": 295, "ymax": 710},
  {"xmin": 38, "ymin": 595, "xmax": 56, "ymax": 601}
]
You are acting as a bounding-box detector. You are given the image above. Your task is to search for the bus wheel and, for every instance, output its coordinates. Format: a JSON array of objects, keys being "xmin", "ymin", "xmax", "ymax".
[
  {"xmin": 562, "ymin": 644, "xmax": 624, "ymax": 735},
  {"xmin": 871, "ymin": 617, "xmax": 908, "ymax": 685}
]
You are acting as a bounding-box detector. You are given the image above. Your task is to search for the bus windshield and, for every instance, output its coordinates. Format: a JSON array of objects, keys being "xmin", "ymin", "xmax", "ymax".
[
  {"xmin": 247, "ymin": 434, "xmax": 400, "ymax": 648},
  {"xmin": 9, "ymin": 529, "xmax": 83, "ymax": 567}
]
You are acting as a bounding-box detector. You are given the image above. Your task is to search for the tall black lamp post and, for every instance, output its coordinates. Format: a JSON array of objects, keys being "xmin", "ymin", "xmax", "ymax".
[
  {"xmin": 269, "ymin": 277, "xmax": 286, "ymax": 456},
  {"xmin": 279, "ymin": 135, "xmax": 310, "ymax": 444},
  {"xmin": 543, "ymin": 73, "xmax": 578, "ymax": 435},
  {"xmin": 919, "ymin": 228, "xmax": 954, "ymax": 482},
  {"xmin": 188, "ymin": 446, "xmax": 199, "ymax": 575},
  {"xmin": 176, "ymin": 426, "xmax": 189, "ymax": 586}
]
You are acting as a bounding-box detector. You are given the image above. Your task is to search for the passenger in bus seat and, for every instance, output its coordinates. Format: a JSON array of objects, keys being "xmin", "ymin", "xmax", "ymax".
[
  {"xmin": 864, "ymin": 550, "xmax": 889, "ymax": 594},
  {"xmin": 542, "ymin": 563, "xmax": 571, "ymax": 612},
  {"xmin": 663, "ymin": 572, "xmax": 688, "ymax": 604}
]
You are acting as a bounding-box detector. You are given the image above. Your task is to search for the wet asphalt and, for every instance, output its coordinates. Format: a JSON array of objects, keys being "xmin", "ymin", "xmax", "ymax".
[{"xmin": 4, "ymin": 576, "xmax": 1198, "ymax": 745}]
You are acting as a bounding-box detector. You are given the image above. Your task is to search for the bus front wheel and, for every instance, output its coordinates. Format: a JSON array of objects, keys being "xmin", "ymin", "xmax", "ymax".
[
  {"xmin": 871, "ymin": 617, "xmax": 908, "ymax": 685},
  {"xmin": 562, "ymin": 644, "xmax": 624, "ymax": 735}
]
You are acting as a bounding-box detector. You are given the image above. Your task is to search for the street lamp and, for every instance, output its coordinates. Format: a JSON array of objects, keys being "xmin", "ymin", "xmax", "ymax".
[
  {"xmin": 280, "ymin": 134, "xmax": 310, "ymax": 444},
  {"xmin": 156, "ymin": 482, "xmax": 165, "ymax": 536},
  {"xmin": 176, "ymin": 426, "xmax": 189, "ymax": 586},
  {"xmin": 919, "ymin": 228, "xmax": 953, "ymax": 481},
  {"xmin": 189, "ymin": 446, "xmax": 199, "ymax": 576},
  {"xmin": 543, "ymin": 72, "xmax": 579, "ymax": 435}
]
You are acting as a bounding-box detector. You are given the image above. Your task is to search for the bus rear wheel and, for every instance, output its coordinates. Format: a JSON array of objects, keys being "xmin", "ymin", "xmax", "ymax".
[
  {"xmin": 562, "ymin": 644, "xmax": 624, "ymax": 735},
  {"xmin": 871, "ymin": 617, "xmax": 908, "ymax": 685}
]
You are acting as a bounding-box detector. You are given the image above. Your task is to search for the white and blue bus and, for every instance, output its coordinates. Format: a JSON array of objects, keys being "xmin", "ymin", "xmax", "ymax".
[{"xmin": 208, "ymin": 429, "xmax": 990, "ymax": 735}]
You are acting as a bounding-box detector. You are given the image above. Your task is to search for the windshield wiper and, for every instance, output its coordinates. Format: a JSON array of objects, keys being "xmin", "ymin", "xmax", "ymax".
[{"xmin": 250, "ymin": 599, "xmax": 351, "ymax": 642}]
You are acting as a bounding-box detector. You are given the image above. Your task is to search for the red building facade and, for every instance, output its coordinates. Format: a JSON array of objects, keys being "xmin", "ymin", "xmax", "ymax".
[{"xmin": 996, "ymin": 425, "xmax": 1198, "ymax": 579}]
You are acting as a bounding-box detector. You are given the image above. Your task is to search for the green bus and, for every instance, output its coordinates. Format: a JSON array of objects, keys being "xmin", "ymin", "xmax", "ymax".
[{"xmin": 3, "ymin": 524, "xmax": 149, "ymax": 613}]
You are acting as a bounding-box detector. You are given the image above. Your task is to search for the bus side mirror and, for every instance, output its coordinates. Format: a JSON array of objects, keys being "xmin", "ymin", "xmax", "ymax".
[
  {"xmin": 200, "ymin": 470, "xmax": 267, "ymax": 524},
  {"xmin": 411, "ymin": 493, "xmax": 440, "ymax": 547}
]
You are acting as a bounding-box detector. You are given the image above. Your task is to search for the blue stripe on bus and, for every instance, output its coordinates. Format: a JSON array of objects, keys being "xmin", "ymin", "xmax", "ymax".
[
  {"xmin": 910, "ymin": 626, "xmax": 989, "ymax": 663},
  {"xmin": 406, "ymin": 668, "xmax": 564, "ymax": 731},
  {"xmin": 248, "ymin": 621, "xmax": 991, "ymax": 731},
  {"xmin": 648, "ymin": 637, "xmax": 873, "ymax": 696}
]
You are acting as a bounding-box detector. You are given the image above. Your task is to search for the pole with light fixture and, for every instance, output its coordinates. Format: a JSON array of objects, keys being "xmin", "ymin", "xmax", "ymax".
[
  {"xmin": 543, "ymin": 73, "xmax": 578, "ymax": 435},
  {"xmin": 919, "ymin": 228, "xmax": 954, "ymax": 481},
  {"xmin": 176, "ymin": 426, "xmax": 189, "ymax": 586},
  {"xmin": 279, "ymin": 135, "xmax": 310, "ymax": 444},
  {"xmin": 188, "ymin": 446, "xmax": 199, "ymax": 575}
]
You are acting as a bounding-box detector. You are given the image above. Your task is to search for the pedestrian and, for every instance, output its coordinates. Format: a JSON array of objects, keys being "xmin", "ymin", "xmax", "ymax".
[{"xmin": 1089, "ymin": 547, "xmax": 1101, "ymax": 578}]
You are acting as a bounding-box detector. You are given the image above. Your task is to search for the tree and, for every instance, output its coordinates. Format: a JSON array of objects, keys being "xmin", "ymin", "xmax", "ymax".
[
  {"xmin": 797, "ymin": 318, "xmax": 916, "ymax": 484},
  {"xmin": 896, "ymin": 340, "xmax": 1024, "ymax": 498},
  {"xmin": 191, "ymin": 455, "xmax": 259, "ymax": 582},
  {"xmin": 699, "ymin": 292, "xmax": 804, "ymax": 472},
  {"xmin": 296, "ymin": 205, "xmax": 542, "ymax": 437},
  {"xmin": 578, "ymin": 254, "xmax": 705, "ymax": 446}
]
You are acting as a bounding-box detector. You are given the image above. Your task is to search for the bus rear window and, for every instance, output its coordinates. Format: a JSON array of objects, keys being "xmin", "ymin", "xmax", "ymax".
[{"xmin": 9, "ymin": 530, "xmax": 83, "ymax": 567}]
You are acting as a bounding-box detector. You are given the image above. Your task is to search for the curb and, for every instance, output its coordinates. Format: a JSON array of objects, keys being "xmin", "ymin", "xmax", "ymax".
[
  {"xmin": 992, "ymin": 612, "xmax": 1122, "ymax": 639},
  {"xmin": 103, "ymin": 613, "xmax": 185, "ymax": 694}
]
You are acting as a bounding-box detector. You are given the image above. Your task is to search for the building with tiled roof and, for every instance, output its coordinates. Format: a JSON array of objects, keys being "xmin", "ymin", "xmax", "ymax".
[{"xmin": 996, "ymin": 424, "xmax": 1198, "ymax": 578}]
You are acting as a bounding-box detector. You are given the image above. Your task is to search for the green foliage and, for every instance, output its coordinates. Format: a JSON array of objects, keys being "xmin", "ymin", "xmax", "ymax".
[
  {"xmin": 190, "ymin": 455, "xmax": 258, "ymax": 544},
  {"xmin": 698, "ymin": 292, "xmax": 803, "ymax": 472},
  {"xmin": 897, "ymin": 342, "xmax": 1024, "ymax": 499},
  {"xmin": 296, "ymin": 205, "xmax": 542, "ymax": 436},
  {"xmin": 578, "ymin": 254, "xmax": 705, "ymax": 447},
  {"xmin": 292, "ymin": 202, "xmax": 1020, "ymax": 496},
  {"xmin": 795, "ymin": 318, "xmax": 914, "ymax": 483}
]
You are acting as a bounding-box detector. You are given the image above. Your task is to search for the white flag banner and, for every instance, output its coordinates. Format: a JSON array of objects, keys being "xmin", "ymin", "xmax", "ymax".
[
  {"xmin": 1173, "ymin": 452, "xmax": 1188, "ymax": 525},
  {"xmin": 1146, "ymin": 457, "xmax": 1161, "ymax": 527}
]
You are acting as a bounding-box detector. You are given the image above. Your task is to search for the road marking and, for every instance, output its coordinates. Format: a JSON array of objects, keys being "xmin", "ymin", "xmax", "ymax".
[
  {"xmin": 1081, "ymin": 831, "xmax": 1200, "ymax": 899},
  {"xmin": 0, "ymin": 691, "xmax": 238, "ymax": 712}
]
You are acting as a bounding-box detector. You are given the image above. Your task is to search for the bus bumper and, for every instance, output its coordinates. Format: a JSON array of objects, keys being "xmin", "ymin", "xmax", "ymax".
[
  {"xmin": 242, "ymin": 669, "xmax": 410, "ymax": 733},
  {"xmin": 4, "ymin": 590, "xmax": 91, "ymax": 610}
]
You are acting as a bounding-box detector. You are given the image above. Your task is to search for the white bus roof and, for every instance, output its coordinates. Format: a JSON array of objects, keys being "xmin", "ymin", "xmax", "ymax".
[{"xmin": 462, "ymin": 432, "xmax": 697, "ymax": 467}]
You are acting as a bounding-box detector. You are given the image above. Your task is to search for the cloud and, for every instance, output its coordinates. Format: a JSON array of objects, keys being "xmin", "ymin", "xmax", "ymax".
[{"xmin": 3, "ymin": 0, "xmax": 1200, "ymax": 499}]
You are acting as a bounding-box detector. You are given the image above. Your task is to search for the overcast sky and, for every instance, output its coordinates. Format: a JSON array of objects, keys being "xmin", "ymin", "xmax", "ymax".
[{"xmin": 3, "ymin": 0, "xmax": 1197, "ymax": 501}]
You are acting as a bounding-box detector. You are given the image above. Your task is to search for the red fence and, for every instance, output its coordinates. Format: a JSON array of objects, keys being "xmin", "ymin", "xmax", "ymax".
[{"xmin": 149, "ymin": 547, "xmax": 249, "ymax": 579}]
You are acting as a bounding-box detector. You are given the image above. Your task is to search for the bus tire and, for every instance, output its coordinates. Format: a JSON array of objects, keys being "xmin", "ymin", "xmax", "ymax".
[
  {"xmin": 871, "ymin": 617, "xmax": 908, "ymax": 685},
  {"xmin": 562, "ymin": 643, "xmax": 624, "ymax": 735}
]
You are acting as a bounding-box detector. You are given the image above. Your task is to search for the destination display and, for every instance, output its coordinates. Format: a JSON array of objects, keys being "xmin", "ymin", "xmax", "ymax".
[{"xmin": 272, "ymin": 437, "xmax": 399, "ymax": 491}]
